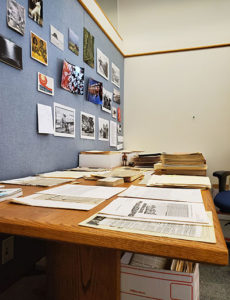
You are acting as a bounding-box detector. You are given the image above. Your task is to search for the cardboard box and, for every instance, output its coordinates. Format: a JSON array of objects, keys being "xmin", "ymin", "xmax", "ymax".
[
  {"xmin": 121, "ymin": 253, "xmax": 199, "ymax": 300},
  {"xmin": 79, "ymin": 152, "xmax": 122, "ymax": 168}
]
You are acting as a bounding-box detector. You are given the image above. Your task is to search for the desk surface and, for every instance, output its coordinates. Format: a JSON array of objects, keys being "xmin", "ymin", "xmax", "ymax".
[{"xmin": 0, "ymin": 178, "xmax": 228, "ymax": 265}]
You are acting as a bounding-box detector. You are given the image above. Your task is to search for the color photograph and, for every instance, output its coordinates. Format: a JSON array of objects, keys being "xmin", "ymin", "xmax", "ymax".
[
  {"xmin": 117, "ymin": 107, "xmax": 121, "ymax": 122},
  {"xmin": 28, "ymin": 0, "xmax": 43, "ymax": 27},
  {"xmin": 50, "ymin": 25, "xmax": 64, "ymax": 51},
  {"xmin": 98, "ymin": 118, "xmax": 109, "ymax": 141},
  {"xmin": 83, "ymin": 27, "xmax": 94, "ymax": 68},
  {"xmin": 112, "ymin": 107, "xmax": 117, "ymax": 119},
  {"xmin": 113, "ymin": 88, "xmax": 120, "ymax": 104},
  {"xmin": 7, "ymin": 0, "xmax": 25, "ymax": 35},
  {"xmin": 81, "ymin": 112, "xmax": 95, "ymax": 140},
  {"xmin": 0, "ymin": 35, "xmax": 22, "ymax": 70},
  {"xmin": 38, "ymin": 72, "xmax": 54, "ymax": 96},
  {"xmin": 102, "ymin": 88, "xmax": 112, "ymax": 114},
  {"xmin": 31, "ymin": 32, "xmax": 48, "ymax": 66},
  {"xmin": 54, "ymin": 102, "xmax": 75, "ymax": 138},
  {"xmin": 68, "ymin": 28, "xmax": 79, "ymax": 56},
  {"xmin": 61, "ymin": 60, "xmax": 84, "ymax": 95},
  {"xmin": 111, "ymin": 62, "xmax": 120, "ymax": 88},
  {"xmin": 87, "ymin": 78, "xmax": 102, "ymax": 105},
  {"xmin": 97, "ymin": 48, "xmax": 109, "ymax": 80}
]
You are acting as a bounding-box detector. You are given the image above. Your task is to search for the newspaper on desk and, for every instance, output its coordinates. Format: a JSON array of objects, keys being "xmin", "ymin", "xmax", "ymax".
[{"xmin": 11, "ymin": 184, "xmax": 126, "ymax": 211}]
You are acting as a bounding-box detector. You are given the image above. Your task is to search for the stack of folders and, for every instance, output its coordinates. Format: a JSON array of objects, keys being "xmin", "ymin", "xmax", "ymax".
[
  {"xmin": 0, "ymin": 188, "xmax": 22, "ymax": 202},
  {"xmin": 133, "ymin": 153, "xmax": 161, "ymax": 168},
  {"xmin": 154, "ymin": 152, "xmax": 207, "ymax": 176}
]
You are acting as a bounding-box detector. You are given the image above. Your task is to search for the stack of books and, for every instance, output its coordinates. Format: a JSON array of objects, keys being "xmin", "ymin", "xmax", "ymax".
[
  {"xmin": 133, "ymin": 153, "xmax": 161, "ymax": 167},
  {"xmin": 154, "ymin": 152, "xmax": 207, "ymax": 176}
]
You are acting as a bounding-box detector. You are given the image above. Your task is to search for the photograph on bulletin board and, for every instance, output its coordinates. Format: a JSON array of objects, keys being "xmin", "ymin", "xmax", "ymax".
[
  {"xmin": 117, "ymin": 123, "xmax": 122, "ymax": 134},
  {"xmin": 113, "ymin": 88, "xmax": 120, "ymax": 104},
  {"xmin": 7, "ymin": 0, "xmax": 25, "ymax": 35},
  {"xmin": 97, "ymin": 48, "xmax": 109, "ymax": 80},
  {"xmin": 117, "ymin": 107, "xmax": 121, "ymax": 122},
  {"xmin": 87, "ymin": 78, "xmax": 102, "ymax": 105},
  {"xmin": 102, "ymin": 88, "xmax": 112, "ymax": 114},
  {"xmin": 31, "ymin": 32, "xmax": 48, "ymax": 66},
  {"xmin": 111, "ymin": 63, "xmax": 120, "ymax": 88},
  {"xmin": 50, "ymin": 25, "xmax": 64, "ymax": 51},
  {"xmin": 0, "ymin": 34, "xmax": 22, "ymax": 70},
  {"xmin": 98, "ymin": 118, "xmax": 109, "ymax": 141},
  {"xmin": 83, "ymin": 27, "xmax": 94, "ymax": 68},
  {"xmin": 112, "ymin": 107, "xmax": 117, "ymax": 119},
  {"xmin": 54, "ymin": 102, "xmax": 75, "ymax": 138},
  {"xmin": 68, "ymin": 28, "xmax": 79, "ymax": 56},
  {"xmin": 61, "ymin": 60, "xmax": 84, "ymax": 95},
  {"xmin": 81, "ymin": 112, "xmax": 95, "ymax": 140},
  {"xmin": 38, "ymin": 72, "xmax": 54, "ymax": 96},
  {"xmin": 28, "ymin": 0, "xmax": 43, "ymax": 27}
]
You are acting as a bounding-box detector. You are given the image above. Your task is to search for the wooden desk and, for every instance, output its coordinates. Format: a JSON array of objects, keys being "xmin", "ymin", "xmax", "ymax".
[{"xmin": 0, "ymin": 179, "xmax": 228, "ymax": 300}]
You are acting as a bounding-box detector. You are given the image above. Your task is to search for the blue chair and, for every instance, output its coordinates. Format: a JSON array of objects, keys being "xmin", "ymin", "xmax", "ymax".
[{"xmin": 213, "ymin": 171, "xmax": 230, "ymax": 212}]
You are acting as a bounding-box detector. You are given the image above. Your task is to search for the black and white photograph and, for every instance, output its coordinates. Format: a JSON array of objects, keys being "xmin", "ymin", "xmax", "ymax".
[
  {"xmin": 97, "ymin": 48, "xmax": 109, "ymax": 80},
  {"xmin": 7, "ymin": 0, "xmax": 25, "ymax": 35},
  {"xmin": 112, "ymin": 107, "xmax": 117, "ymax": 119},
  {"xmin": 0, "ymin": 35, "xmax": 22, "ymax": 70},
  {"xmin": 28, "ymin": 0, "xmax": 43, "ymax": 27},
  {"xmin": 102, "ymin": 88, "xmax": 112, "ymax": 114},
  {"xmin": 50, "ymin": 25, "xmax": 64, "ymax": 51},
  {"xmin": 113, "ymin": 88, "xmax": 120, "ymax": 104},
  {"xmin": 54, "ymin": 102, "xmax": 75, "ymax": 138},
  {"xmin": 98, "ymin": 118, "xmax": 109, "ymax": 141},
  {"xmin": 81, "ymin": 112, "xmax": 95, "ymax": 140},
  {"xmin": 117, "ymin": 123, "xmax": 122, "ymax": 134},
  {"xmin": 111, "ymin": 62, "xmax": 120, "ymax": 88}
]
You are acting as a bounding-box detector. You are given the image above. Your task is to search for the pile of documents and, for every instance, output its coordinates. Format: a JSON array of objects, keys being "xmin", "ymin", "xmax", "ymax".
[
  {"xmin": 1, "ymin": 176, "xmax": 73, "ymax": 187},
  {"xmin": 0, "ymin": 188, "xmax": 22, "ymax": 201},
  {"xmin": 154, "ymin": 152, "xmax": 207, "ymax": 176},
  {"xmin": 133, "ymin": 153, "xmax": 161, "ymax": 168},
  {"xmin": 80, "ymin": 185, "xmax": 215, "ymax": 243}
]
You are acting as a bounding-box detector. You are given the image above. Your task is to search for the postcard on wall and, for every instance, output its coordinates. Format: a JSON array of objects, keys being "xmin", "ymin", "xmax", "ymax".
[
  {"xmin": 117, "ymin": 107, "xmax": 121, "ymax": 122},
  {"xmin": 0, "ymin": 35, "xmax": 22, "ymax": 70},
  {"xmin": 117, "ymin": 144, "xmax": 123, "ymax": 150},
  {"xmin": 68, "ymin": 28, "xmax": 79, "ymax": 56},
  {"xmin": 83, "ymin": 27, "xmax": 94, "ymax": 68},
  {"xmin": 50, "ymin": 25, "xmax": 64, "ymax": 51},
  {"xmin": 117, "ymin": 123, "xmax": 122, "ymax": 134},
  {"xmin": 87, "ymin": 78, "xmax": 102, "ymax": 105},
  {"xmin": 113, "ymin": 88, "xmax": 120, "ymax": 104},
  {"xmin": 31, "ymin": 32, "xmax": 48, "ymax": 66},
  {"xmin": 98, "ymin": 118, "xmax": 109, "ymax": 141},
  {"xmin": 81, "ymin": 112, "xmax": 95, "ymax": 140},
  {"xmin": 111, "ymin": 63, "xmax": 120, "ymax": 88},
  {"xmin": 97, "ymin": 48, "xmax": 109, "ymax": 80},
  {"xmin": 7, "ymin": 0, "xmax": 25, "ymax": 35},
  {"xmin": 110, "ymin": 120, "xmax": 117, "ymax": 147},
  {"xmin": 37, "ymin": 103, "xmax": 54, "ymax": 134},
  {"xmin": 54, "ymin": 102, "xmax": 75, "ymax": 138},
  {"xmin": 112, "ymin": 107, "xmax": 117, "ymax": 119},
  {"xmin": 28, "ymin": 0, "xmax": 43, "ymax": 27},
  {"xmin": 61, "ymin": 60, "xmax": 84, "ymax": 95},
  {"xmin": 38, "ymin": 72, "xmax": 54, "ymax": 96},
  {"xmin": 102, "ymin": 88, "xmax": 112, "ymax": 114}
]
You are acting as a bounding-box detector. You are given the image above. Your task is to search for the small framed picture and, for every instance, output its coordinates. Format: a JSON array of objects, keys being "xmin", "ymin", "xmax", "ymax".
[
  {"xmin": 0, "ymin": 35, "xmax": 22, "ymax": 70},
  {"xmin": 38, "ymin": 72, "xmax": 54, "ymax": 96},
  {"xmin": 113, "ymin": 88, "xmax": 120, "ymax": 104},
  {"xmin": 87, "ymin": 78, "xmax": 103, "ymax": 105},
  {"xmin": 81, "ymin": 112, "xmax": 95, "ymax": 140},
  {"xmin": 31, "ymin": 31, "xmax": 48, "ymax": 66},
  {"xmin": 112, "ymin": 107, "xmax": 117, "ymax": 119},
  {"xmin": 54, "ymin": 102, "xmax": 75, "ymax": 138},
  {"xmin": 102, "ymin": 88, "xmax": 112, "ymax": 114},
  {"xmin": 61, "ymin": 60, "xmax": 84, "ymax": 95},
  {"xmin": 7, "ymin": 0, "xmax": 26, "ymax": 35},
  {"xmin": 50, "ymin": 25, "xmax": 64, "ymax": 51},
  {"xmin": 111, "ymin": 63, "xmax": 120, "ymax": 88},
  {"xmin": 68, "ymin": 28, "xmax": 79, "ymax": 56},
  {"xmin": 98, "ymin": 118, "xmax": 109, "ymax": 141},
  {"xmin": 97, "ymin": 48, "xmax": 109, "ymax": 80},
  {"xmin": 28, "ymin": 0, "xmax": 43, "ymax": 27}
]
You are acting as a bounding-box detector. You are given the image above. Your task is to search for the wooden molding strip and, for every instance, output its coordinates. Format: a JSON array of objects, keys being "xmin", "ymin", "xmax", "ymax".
[{"xmin": 125, "ymin": 43, "xmax": 230, "ymax": 58}]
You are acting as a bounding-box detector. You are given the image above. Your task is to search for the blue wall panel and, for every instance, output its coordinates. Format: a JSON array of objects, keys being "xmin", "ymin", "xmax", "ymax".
[{"xmin": 0, "ymin": 0, "xmax": 124, "ymax": 180}]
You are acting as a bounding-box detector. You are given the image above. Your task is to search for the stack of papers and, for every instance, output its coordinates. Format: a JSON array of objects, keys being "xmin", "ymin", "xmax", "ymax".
[
  {"xmin": 1, "ymin": 176, "xmax": 73, "ymax": 187},
  {"xmin": 0, "ymin": 188, "xmax": 22, "ymax": 201}
]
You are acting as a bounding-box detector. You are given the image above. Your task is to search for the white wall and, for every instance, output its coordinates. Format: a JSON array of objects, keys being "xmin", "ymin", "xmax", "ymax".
[{"xmin": 97, "ymin": 0, "xmax": 118, "ymax": 30}]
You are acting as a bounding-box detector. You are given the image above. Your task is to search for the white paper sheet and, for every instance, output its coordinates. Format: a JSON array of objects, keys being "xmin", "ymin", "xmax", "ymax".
[
  {"xmin": 38, "ymin": 184, "xmax": 126, "ymax": 200},
  {"xmin": 117, "ymin": 144, "xmax": 123, "ymax": 150},
  {"xmin": 1, "ymin": 176, "xmax": 72, "ymax": 187},
  {"xmin": 110, "ymin": 120, "xmax": 117, "ymax": 147},
  {"xmin": 100, "ymin": 197, "xmax": 209, "ymax": 224},
  {"xmin": 119, "ymin": 186, "xmax": 203, "ymax": 203},
  {"xmin": 118, "ymin": 136, "xmax": 124, "ymax": 142},
  {"xmin": 39, "ymin": 171, "xmax": 88, "ymax": 179},
  {"xmin": 37, "ymin": 103, "xmax": 54, "ymax": 134}
]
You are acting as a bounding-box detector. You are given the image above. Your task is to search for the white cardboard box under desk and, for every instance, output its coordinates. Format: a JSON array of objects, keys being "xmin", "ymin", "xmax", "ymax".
[
  {"xmin": 79, "ymin": 153, "xmax": 122, "ymax": 168},
  {"xmin": 121, "ymin": 256, "xmax": 199, "ymax": 300}
]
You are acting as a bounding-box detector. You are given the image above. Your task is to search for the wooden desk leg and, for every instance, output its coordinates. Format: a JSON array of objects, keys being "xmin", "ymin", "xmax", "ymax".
[{"xmin": 47, "ymin": 242, "xmax": 121, "ymax": 300}]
